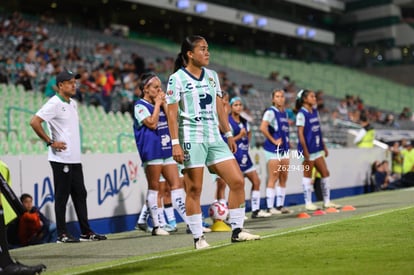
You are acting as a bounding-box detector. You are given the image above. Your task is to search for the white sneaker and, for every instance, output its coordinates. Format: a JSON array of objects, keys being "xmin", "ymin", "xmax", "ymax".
[
  {"xmin": 251, "ymin": 210, "xmax": 272, "ymax": 218},
  {"xmin": 305, "ymin": 204, "xmax": 319, "ymax": 211},
  {"xmin": 194, "ymin": 235, "xmax": 210, "ymax": 249},
  {"xmin": 267, "ymin": 208, "xmax": 282, "ymax": 215},
  {"xmin": 231, "ymin": 229, "xmax": 261, "ymax": 242},
  {"xmin": 323, "ymin": 202, "xmax": 341, "ymax": 209},
  {"xmin": 151, "ymin": 227, "xmax": 170, "ymax": 236},
  {"xmin": 202, "ymin": 226, "xmax": 212, "ymax": 233}
]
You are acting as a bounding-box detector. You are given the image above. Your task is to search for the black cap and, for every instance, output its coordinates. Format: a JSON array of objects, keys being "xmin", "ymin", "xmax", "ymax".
[{"xmin": 56, "ymin": 68, "xmax": 80, "ymax": 85}]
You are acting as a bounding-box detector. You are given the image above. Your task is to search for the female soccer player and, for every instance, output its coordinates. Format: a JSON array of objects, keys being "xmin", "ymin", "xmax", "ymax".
[
  {"xmin": 295, "ymin": 89, "xmax": 340, "ymax": 210},
  {"xmin": 229, "ymin": 97, "xmax": 271, "ymax": 218},
  {"xmin": 133, "ymin": 72, "xmax": 187, "ymax": 236},
  {"xmin": 166, "ymin": 35, "xmax": 260, "ymax": 249},
  {"xmin": 260, "ymin": 89, "xmax": 293, "ymax": 214}
]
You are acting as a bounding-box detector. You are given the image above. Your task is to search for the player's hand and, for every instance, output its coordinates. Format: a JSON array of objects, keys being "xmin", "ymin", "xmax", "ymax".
[
  {"xmin": 51, "ymin": 141, "xmax": 67, "ymax": 152},
  {"xmin": 172, "ymin": 144, "xmax": 184, "ymax": 164},
  {"xmin": 239, "ymin": 128, "xmax": 247, "ymax": 137},
  {"xmin": 274, "ymin": 138, "xmax": 282, "ymax": 146},
  {"xmin": 227, "ymin": 136, "xmax": 237, "ymax": 153}
]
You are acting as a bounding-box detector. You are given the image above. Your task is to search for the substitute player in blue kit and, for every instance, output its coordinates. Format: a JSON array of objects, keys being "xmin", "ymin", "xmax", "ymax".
[{"xmin": 295, "ymin": 89, "xmax": 340, "ymax": 211}]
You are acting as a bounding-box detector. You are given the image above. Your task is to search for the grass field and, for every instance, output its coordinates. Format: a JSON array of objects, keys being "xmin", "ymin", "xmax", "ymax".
[{"xmin": 11, "ymin": 189, "xmax": 414, "ymax": 275}]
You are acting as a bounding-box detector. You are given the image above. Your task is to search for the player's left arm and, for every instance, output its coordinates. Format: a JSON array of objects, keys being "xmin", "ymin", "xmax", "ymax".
[{"xmin": 217, "ymin": 96, "xmax": 236, "ymax": 153}]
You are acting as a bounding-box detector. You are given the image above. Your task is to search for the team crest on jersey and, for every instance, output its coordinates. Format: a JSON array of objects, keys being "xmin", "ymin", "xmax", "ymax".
[
  {"xmin": 208, "ymin": 77, "xmax": 216, "ymax": 88},
  {"xmin": 167, "ymin": 90, "xmax": 173, "ymax": 96}
]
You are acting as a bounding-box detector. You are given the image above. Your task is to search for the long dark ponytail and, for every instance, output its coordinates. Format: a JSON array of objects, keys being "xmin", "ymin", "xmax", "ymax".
[{"xmin": 173, "ymin": 35, "xmax": 206, "ymax": 72}]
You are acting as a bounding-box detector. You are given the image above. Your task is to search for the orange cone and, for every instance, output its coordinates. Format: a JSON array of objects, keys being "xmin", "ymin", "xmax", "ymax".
[
  {"xmin": 341, "ymin": 205, "xmax": 356, "ymax": 211},
  {"xmin": 297, "ymin": 212, "xmax": 311, "ymax": 219},
  {"xmin": 312, "ymin": 210, "xmax": 326, "ymax": 216},
  {"xmin": 325, "ymin": 207, "xmax": 339, "ymax": 213}
]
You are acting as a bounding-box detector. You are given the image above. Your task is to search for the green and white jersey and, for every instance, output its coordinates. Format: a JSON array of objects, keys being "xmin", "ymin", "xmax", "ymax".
[{"xmin": 166, "ymin": 67, "xmax": 223, "ymax": 143}]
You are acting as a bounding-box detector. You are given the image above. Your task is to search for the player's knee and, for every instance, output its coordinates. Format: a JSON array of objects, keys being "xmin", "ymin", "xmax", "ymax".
[{"xmin": 186, "ymin": 184, "xmax": 202, "ymax": 197}]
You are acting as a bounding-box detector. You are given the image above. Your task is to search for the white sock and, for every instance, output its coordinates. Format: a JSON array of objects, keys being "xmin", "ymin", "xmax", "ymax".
[
  {"xmin": 171, "ymin": 188, "xmax": 188, "ymax": 224},
  {"xmin": 321, "ymin": 177, "xmax": 330, "ymax": 204},
  {"xmin": 266, "ymin": 187, "xmax": 275, "ymax": 209},
  {"xmin": 138, "ymin": 204, "xmax": 149, "ymax": 224},
  {"xmin": 158, "ymin": 207, "xmax": 166, "ymax": 226},
  {"xmin": 251, "ymin": 190, "xmax": 260, "ymax": 212},
  {"xmin": 147, "ymin": 189, "xmax": 159, "ymax": 227},
  {"xmin": 187, "ymin": 213, "xmax": 203, "ymax": 239},
  {"xmin": 164, "ymin": 204, "xmax": 176, "ymax": 226},
  {"xmin": 228, "ymin": 207, "xmax": 245, "ymax": 231},
  {"xmin": 276, "ymin": 186, "xmax": 286, "ymax": 208},
  {"xmin": 302, "ymin": 178, "xmax": 313, "ymax": 205}
]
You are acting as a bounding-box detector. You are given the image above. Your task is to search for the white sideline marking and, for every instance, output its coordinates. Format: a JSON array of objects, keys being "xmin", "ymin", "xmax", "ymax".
[{"xmin": 69, "ymin": 205, "xmax": 414, "ymax": 275}]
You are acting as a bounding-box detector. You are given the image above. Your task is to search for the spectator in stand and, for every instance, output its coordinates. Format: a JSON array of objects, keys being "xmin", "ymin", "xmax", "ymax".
[
  {"xmin": 78, "ymin": 67, "xmax": 101, "ymax": 106},
  {"xmin": 268, "ymin": 71, "xmax": 279, "ymax": 81},
  {"xmin": 354, "ymin": 115, "xmax": 375, "ymax": 148},
  {"xmin": 315, "ymin": 90, "xmax": 328, "ymax": 114},
  {"xmin": 399, "ymin": 107, "xmax": 412, "ymax": 120},
  {"xmin": 389, "ymin": 141, "xmax": 403, "ymax": 179},
  {"xmin": 132, "ymin": 53, "xmax": 146, "ymax": 76},
  {"xmin": 44, "ymin": 67, "xmax": 60, "ymax": 97},
  {"xmin": 382, "ymin": 113, "xmax": 399, "ymax": 128},
  {"xmin": 336, "ymin": 99, "xmax": 349, "ymax": 120},
  {"xmin": 401, "ymin": 141, "xmax": 414, "ymax": 175}
]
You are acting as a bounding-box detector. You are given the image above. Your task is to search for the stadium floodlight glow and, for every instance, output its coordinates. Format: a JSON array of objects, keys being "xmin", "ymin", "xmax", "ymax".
[
  {"xmin": 194, "ymin": 3, "xmax": 208, "ymax": 14},
  {"xmin": 296, "ymin": 26, "xmax": 306, "ymax": 36},
  {"xmin": 307, "ymin": 29, "xmax": 316, "ymax": 39},
  {"xmin": 256, "ymin": 17, "xmax": 267, "ymax": 28},
  {"xmin": 176, "ymin": 0, "xmax": 190, "ymax": 10},
  {"xmin": 242, "ymin": 14, "xmax": 254, "ymax": 25}
]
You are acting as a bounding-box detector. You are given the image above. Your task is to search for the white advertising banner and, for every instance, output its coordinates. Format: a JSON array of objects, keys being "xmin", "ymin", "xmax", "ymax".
[{"xmin": 1, "ymin": 147, "xmax": 387, "ymax": 224}]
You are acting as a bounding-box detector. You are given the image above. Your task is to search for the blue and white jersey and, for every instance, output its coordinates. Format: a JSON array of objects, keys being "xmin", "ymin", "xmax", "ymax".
[
  {"xmin": 262, "ymin": 106, "xmax": 290, "ymax": 155},
  {"xmin": 228, "ymin": 115, "xmax": 252, "ymax": 171},
  {"xmin": 166, "ymin": 67, "xmax": 223, "ymax": 143},
  {"xmin": 296, "ymin": 106, "xmax": 323, "ymax": 154},
  {"xmin": 133, "ymin": 98, "xmax": 172, "ymax": 162}
]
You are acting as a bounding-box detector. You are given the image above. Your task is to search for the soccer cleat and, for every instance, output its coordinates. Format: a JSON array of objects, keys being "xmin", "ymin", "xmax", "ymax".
[
  {"xmin": 231, "ymin": 228, "xmax": 261, "ymax": 243},
  {"xmin": 194, "ymin": 235, "xmax": 210, "ymax": 249},
  {"xmin": 323, "ymin": 202, "xmax": 341, "ymax": 209},
  {"xmin": 251, "ymin": 210, "xmax": 272, "ymax": 218},
  {"xmin": 151, "ymin": 226, "xmax": 170, "ymax": 236},
  {"xmin": 305, "ymin": 204, "xmax": 319, "ymax": 211},
  {"xmin": 135, "ymin": 223, "xmax": 153, "ymax": 233},
  {"xmin": 276, "ymin": 206, "xmax": 294, "ymax": 214},
  {"xmin": 56, "ymin": 233, "xmax": 80, "ymax": 243},
  {"xmin": 162, "ymin": 224, "xmax": 178, "ymax": 232},
  {"xmin": 1, "ymin": 261, "xmax": 46, "ymax": 275},
  {"xmin": 80, "ymin": 232, "xmax": 107, "ymax": 241},
  {"xmin": 267, "ymin": 208, "xmax": 282, "ymax": 215}
]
